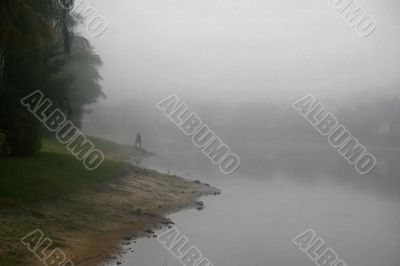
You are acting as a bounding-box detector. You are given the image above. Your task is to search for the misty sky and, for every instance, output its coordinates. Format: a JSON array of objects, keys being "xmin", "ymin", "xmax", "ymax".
[
  {"xmin": 82, "ymin": 0, "xmax": 400, "ymax": 106},
  {"xmin": 79, "ymin": 4, "xmax": 400, "ymax": 265}
]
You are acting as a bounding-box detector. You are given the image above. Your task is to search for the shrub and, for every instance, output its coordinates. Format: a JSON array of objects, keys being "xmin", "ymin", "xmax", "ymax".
[{"xmin": 0, "ymin": 130, "xmax": 11, "ymax": 157}]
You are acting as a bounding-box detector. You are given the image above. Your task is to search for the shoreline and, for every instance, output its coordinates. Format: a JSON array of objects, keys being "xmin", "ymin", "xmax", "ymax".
[
  {"xmin": 66, "ymin": 166, "xmax": 221, "ymax": 266},
  {"xmin": 0, "ymin": 137, "xmax": 220, "ymax": 266},
  {"xmin": 30, "ymin": 165, "xmax": 219, "ymax": 266}
]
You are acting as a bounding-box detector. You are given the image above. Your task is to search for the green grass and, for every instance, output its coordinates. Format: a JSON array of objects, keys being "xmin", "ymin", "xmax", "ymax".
[
  {"xmin": 87, "ymin": 136, "xmax": 127, "ymax": 153},
  {"xmin": 0, "ymin": 136, "xmax": 157, "ymax": 265},
  {"xmin": 0, "ymin": 136, "xmax": 133, "ymax": 265},
  {"xmin": 0, "ymin": 137, "xmax": 129, "ymax": 203}
]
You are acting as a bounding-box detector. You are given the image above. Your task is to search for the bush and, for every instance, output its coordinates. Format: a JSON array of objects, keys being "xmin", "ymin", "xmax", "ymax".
[
  {"xmin": 0, "ymin": 130, "xmax": 11, "ymax": 157},
  {"xmin": 7, "ymin": 116, "xmax": 42, "ymax": 156},
  {"xmin": 0, "ymin": 89, "xmax": 42, "ymax": 156}
]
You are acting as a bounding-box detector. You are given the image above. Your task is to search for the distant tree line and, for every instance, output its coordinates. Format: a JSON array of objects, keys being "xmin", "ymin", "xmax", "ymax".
[{"xmin": 0, "ymin": 0, "xmax": 104, "ymax": 156}]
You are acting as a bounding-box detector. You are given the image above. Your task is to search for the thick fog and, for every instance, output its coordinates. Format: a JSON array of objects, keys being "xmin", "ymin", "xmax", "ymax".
[
  {"xmin": 3, "ymin": 1, "xmax": 400, "ymax": 266},
  {"xmin": 81, "ymin": 0, "xmax": 400, "ymax": 200},
  {"xmin": 77, "ymin": 1, "xmax": 400, "ymax": 265},
  {"xmin": 86, "ymin": 0, "xmax": 400, "ymax": 105}
]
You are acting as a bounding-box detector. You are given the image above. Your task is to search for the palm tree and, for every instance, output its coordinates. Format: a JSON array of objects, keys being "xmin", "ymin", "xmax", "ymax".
[
  {"xmin": 0, "ymin": 0, "xmax": 106, "ymax": 156},
  {"xmin": 0, "ymin": 0, "xmax": 74, "ymax": 155},
  {"xmin": 0, "ymin": 0, "xmax": 74, "ymax": 85},
  {"xmin": 43, "ymin": 31, "xmax": 105, "ymax": 128}
]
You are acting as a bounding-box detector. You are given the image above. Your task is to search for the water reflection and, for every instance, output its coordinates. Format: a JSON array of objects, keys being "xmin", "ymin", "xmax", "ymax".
[{"xmin": 106, "ymin": 146, "xmax": 400, "ymax": 266}]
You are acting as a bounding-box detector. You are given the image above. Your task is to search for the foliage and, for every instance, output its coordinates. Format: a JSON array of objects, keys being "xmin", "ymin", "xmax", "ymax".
[
  {"xmin": 43, "ymin": 34, "xmax": 105, "ymax": 127},
  {"xmin": 0, "ymin": 0, "xmax": 104, "ymax": 156},
  {"xmin": 0, "ymin": 130, "xmax": 11, "ymax": 157}
]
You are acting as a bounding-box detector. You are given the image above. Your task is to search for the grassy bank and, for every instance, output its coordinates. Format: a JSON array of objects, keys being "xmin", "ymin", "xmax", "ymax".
[
  {"xmin": 0, "ymin": 137, "xmax": 129, "ymax": 203},
  {"xmin": 0, "ymin": 137, "xmax": 218, "ymax": 266}
]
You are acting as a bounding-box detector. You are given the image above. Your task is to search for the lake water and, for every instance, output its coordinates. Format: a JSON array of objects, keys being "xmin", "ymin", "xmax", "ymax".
[{"xmin": 106, "ymin": 143, "xmax": 400, "ymax": 266}]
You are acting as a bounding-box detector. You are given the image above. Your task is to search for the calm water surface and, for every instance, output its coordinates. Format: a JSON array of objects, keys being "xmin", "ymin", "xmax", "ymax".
[{"xmin": 106, "ymin": 146, "xmax": 400, "ymax": 266}]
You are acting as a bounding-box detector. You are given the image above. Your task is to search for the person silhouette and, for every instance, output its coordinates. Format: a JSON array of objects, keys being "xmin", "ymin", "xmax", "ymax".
[{"xmin": 135, "ymin": 133, "xmax": 142, "ymax": 149}]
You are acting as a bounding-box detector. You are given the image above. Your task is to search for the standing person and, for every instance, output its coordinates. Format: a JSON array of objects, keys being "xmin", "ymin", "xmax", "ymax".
[{"xmin": 135, "ymin": 133, "xmax": 142, "ymax": 149}]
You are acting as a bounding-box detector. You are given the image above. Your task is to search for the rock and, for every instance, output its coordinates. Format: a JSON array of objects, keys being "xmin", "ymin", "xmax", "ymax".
[
  {"xmin": 144, "ymin": 229, "xmax": 154, "ymax": 234},
  {"xmin": 195, "ymin": 201, "xmax": 204, "ymax": 207},
  {"xmin": 161, "ymin": 218, "xmax": 175, "ymax": 225}
]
